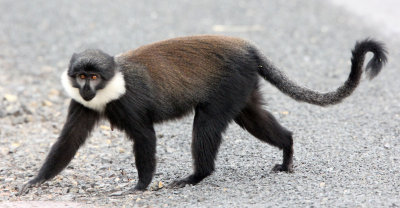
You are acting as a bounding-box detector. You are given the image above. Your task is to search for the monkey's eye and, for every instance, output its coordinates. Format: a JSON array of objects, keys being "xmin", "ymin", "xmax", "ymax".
[
  {"xmin": 91, "ymin": 75, "xmax": 98, "ymax": 80},
  {"xmin": 79, "ymin": 74, "xmax": 86, "ymax": 79}
]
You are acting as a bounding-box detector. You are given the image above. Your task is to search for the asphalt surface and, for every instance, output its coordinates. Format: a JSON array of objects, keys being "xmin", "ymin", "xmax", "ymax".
[{"xmin": 0, "ymin": 0, "xmax": 399, "ymax": 207}]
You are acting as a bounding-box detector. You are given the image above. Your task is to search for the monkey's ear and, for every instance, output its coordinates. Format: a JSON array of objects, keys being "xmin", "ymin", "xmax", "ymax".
[
  {"xmin": 70, "ymin": 53, "xmax": 78, "ymax": 65},
  {"xmin": 68, "ymin": 53, "xmax": 79, "ymax": 72},
  {"xmin": 67, "ymin": 53, "xmax": 79, "ymax": 77}
]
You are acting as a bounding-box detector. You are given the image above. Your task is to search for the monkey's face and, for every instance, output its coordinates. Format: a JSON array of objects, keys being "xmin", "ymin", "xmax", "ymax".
[
  {"xmin": 67, "ymin": 50, "xmax": 114, "ymax": 101},
  {"xmin": 61, "ymin": 49, "xmax": 126, "ymax": 112},
  {"xmin": 74, "ymin": 73, "xmax": 103, "ymax": 101}
]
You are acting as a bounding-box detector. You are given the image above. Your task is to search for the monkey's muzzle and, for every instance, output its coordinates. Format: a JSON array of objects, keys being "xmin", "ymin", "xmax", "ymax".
[{"xmin": 80, "ymin": 90, "xmax": 96, "ymax": 101}]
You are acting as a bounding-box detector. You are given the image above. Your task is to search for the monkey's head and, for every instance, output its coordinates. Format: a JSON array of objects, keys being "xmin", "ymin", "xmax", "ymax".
[
  {"xmin": 61, "ymin": 49, "xmax": 126, "ymax": 111},
  {"xmin": 67, "ymin": 49, "xmax": 115, "ymax": 101}
]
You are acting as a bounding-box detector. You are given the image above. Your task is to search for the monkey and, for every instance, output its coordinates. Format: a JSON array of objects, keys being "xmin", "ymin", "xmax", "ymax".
[{"xmin": 18, "ymin": 35, "xmax": 387, "ymax": 195}]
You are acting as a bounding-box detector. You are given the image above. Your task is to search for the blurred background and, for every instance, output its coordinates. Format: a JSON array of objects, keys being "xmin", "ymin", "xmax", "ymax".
[{"xmin": 0, "ymin": 0, "xmax": 399, "ymax": 207}]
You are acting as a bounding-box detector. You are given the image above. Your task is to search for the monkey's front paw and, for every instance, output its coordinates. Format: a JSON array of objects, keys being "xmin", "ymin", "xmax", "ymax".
[
  {"xmin": 17, "ymin": 178, "xmax": 44, "ymax": 196},
  {"xmin": 272, "ymin": 164, "xmax": 294, "ymax": 173},
  {"xmin": 110, "ymin": 182, "xmax": 148, "ymax": 196}
]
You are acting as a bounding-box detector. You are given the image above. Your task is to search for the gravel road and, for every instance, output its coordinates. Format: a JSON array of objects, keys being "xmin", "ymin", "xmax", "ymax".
[{"xmin": 0, "ymin": 0, "xmax": 399, "ymax": 207}]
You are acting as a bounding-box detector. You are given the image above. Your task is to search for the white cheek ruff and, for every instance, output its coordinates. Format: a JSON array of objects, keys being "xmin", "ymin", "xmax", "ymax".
[{"xmin": 61, "ymin": 70, "xmax": 126, "ymax": 112}]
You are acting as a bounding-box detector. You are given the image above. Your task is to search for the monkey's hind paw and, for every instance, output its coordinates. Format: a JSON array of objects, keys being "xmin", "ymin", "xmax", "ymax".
[
  {"xmin": 272, "ymin": 164, "xmax": 294, "ymax": 173},
  {"xmin": 168, "ymin": 176, "xmax": 199, "ymax": 189},
  {"xmin": 168, "ymin": 179, "xmax": 190, "ymax": 189}
]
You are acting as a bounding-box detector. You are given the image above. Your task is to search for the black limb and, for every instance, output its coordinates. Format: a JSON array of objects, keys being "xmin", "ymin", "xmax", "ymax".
[
  {"xmin": 169, "ymin": 103, "xmax": 233, "ymax": 188},
  {"xmin": 125, "ymin": 125, "xmax": 157, "ymax": 192},
  {"xmin": 234, "ymin": 91, "xmax": 294, "ymax": 173},
  {"xmin": 18, "ymin": 100, "xmax": 99, "ymax": 195}
]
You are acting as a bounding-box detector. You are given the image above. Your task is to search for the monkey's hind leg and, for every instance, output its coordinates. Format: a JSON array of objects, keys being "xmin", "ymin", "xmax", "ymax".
[
  {"xmin": 169, "ymin": 103, "xmax": 232, "ymax": 188},
  {"xmin": 234, "ymin": 92, "xmax": 294, "ymax": 173}
]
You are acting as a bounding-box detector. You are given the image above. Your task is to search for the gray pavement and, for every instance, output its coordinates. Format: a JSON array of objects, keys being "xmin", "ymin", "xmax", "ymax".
[
  {"xmin": 331, "ymin": 0, "xmax": 400, "ymax": 35},
  {"xmin": 0, "ymin": 0, "xmax": 399, "ymax": 207}
]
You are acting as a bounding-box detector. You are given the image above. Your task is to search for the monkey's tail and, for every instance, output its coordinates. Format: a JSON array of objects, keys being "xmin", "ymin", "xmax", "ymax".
[{"xmin": 256, "ymin": 39, "xmax": 388, "ymax": 106}]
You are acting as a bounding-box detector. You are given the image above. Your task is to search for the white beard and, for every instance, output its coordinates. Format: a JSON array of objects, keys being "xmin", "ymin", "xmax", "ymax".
[{"xmin": 61, "ymin": 70, "xmax": 126, "ymax": 112}]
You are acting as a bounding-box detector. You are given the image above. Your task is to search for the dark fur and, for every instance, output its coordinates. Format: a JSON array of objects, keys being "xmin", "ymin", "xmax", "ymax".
[
  {"xmin": 21, "ymin": 101, "xmax": 100, "ymax": 188},
  {"xmin": 69, "ymin": 49, "xmax": 116, "ymax": 81},
  {"xmin": 19, "ymin": 35, "xmax": 387, "ymax": 194}
]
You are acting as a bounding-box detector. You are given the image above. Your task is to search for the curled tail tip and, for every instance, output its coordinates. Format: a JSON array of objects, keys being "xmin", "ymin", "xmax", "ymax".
[
  {"xmin": 365, "ymin": 55, "xmax": 387, "ymax": 80},
  {"xmin": 355, "ymin": 38, "xmax": 388, "ymax": 80}
]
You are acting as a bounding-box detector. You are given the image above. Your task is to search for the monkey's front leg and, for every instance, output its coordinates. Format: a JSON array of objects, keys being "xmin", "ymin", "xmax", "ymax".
[
  {"xmin": 18, "ymin": 100, "xmax": 99, "ymax": 195},
  {"xmin": 123, "ymin": 126, "xmax": 157, "ymax": 194}
]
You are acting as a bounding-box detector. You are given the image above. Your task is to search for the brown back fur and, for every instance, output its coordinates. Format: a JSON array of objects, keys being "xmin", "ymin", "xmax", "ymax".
[{"xmin": 117, "ymin": 35, "xmax": 251, "ymax": 116}]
